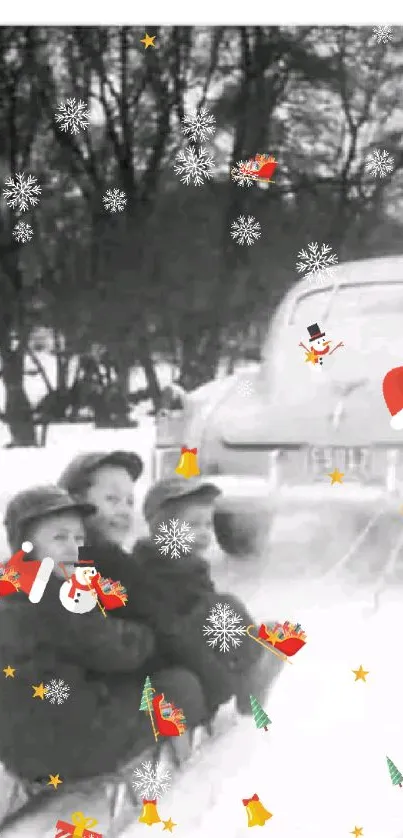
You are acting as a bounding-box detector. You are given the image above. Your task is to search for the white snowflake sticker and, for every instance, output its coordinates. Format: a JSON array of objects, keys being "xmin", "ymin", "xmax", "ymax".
[
  {"xmin": 173, "ymin": 145, "xmax": 215, "ymax": 186},
  {"xmin": 44, "ymin": 678, "xmax": 70, "ymax": 705},
  {"xmin": 3, "ymin": 173, "xmax": 42, "ymax": 213},
  {"xmin": 132, "ymin": 760, "xmax": 171, "ymax": 798},
  {"xmin": 181, "ymin": 107, "xmax": 216, "ymax": 143},
  {"xmin": 55, "ymin": 98, "xmax": 90, "ymax": 135},
  {"xmin": 12, "ymin": 221, "xmax": 33, "ymax": 243},
  {"xmin": 238, "ymin": 379, "xmax": 254, "ymax": 397},
  {"xmin": 296, "ymin": 242, "xmax": 338, "ymax": 285},
  {"xmin": 372, "ymin": 25, "xmax": 393, "ymax": 44},
  {"xmin": 230, "ymin": 215, "xmax": 261, "ymax": 246},
  {"xmin": 231, "ymin": 161, "xmax": 254, "ymax": 188},
  {"xmin": 154, "ymin": 519, "xmax": 195, "ymax": 559},
  {"xmin": 203, "ymin": 602, "xmax": 247, "ymax": 653},
  {"xmin": 102, "ymin": 188, "xmax": 127, "ymax": 212},
  {"xmin": 365, "ymin": 149, "xmax": 394, "ymax": 178}
]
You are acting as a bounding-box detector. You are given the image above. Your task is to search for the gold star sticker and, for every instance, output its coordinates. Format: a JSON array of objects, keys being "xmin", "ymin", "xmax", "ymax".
[
  {"xmin": 32, "ymin": 683, "xmax": 47, "ymax": 699},
  {"xmin": 328, "ymin": 469, "xmax": 344, "ymax": 484},
  {"xmin": 3, "ymin": 665, "xmax": 16, "ymax": 678},
  {"xmin": 47, "ymin": 774, "xmax": 63, "ymax": 789},
  {"xmin": 352, "ymin": 666, "xmax": 369, "ymax": 682},
  {"xmin": 141, "ymin": 33, "xmax": 156, "ymax": 49},
  {"xmin": 163, "ymin": 820, "xmax": 177, "ymax": 832},
  {"xmin": 351, "ymin": 828, "xmax": 363, "ymax": 837},
  {"xmin": 304, "ymin": 348, "xmax": 317, "ymax": 364}
]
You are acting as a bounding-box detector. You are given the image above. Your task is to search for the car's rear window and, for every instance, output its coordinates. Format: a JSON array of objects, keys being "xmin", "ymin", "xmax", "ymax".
[{"xmin": 289, "ymin": 282, "xmax": 403, "ymax": 324}]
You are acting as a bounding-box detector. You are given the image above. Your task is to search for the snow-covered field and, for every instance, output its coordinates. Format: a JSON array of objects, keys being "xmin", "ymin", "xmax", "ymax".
[{"xmin": 0, "ymin": 414, "xmax": 402, "ymax": 838}]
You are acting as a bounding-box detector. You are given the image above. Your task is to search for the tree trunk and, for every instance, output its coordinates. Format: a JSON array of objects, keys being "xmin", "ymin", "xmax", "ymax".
[
  {"xmin": 136, "ymin": 329, "xmax": 161, "ymax": 412},
  {"xmin": 1, "ymin": 347, "xmax": 36, "ymax": 447}
]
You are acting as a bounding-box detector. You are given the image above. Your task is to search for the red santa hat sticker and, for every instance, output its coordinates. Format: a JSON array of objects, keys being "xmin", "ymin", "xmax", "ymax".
[
  {"xmin": 0, "ymin": 542, "xmax": 54, "ymax": 603},
  {"xmin": 382, "ymin": 366, "xmax": 403, "ymax": 430}
]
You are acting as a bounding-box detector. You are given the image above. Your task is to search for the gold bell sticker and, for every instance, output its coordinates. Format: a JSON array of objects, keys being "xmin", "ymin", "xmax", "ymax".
[
  {"xmin": 175, "ymin": 446, "xmax": 200, "ymax": 479},
  {"xmin": 138, "ymin": 798, "xmax": 161, "ymax": 825},
  {"xmin": 242, "ymin": 794, "xmax": 272, "ymax": 827}
]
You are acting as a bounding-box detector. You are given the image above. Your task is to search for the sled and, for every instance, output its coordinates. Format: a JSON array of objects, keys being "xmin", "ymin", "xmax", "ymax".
[
  {"xmin": 152, "ymin": 693, "xmax": 186, "ymax": 737},
  {"xmin": 246, "ymin": 624, "xmax": 306, "ymax": 663}
]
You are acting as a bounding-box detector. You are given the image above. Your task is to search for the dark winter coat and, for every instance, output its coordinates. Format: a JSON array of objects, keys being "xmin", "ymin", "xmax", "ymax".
[
  {"xmin": 0, "ymin": 572, "xmax": 155, "ymax": 782},
  {"xmin": 92, "ymin": 538, "xmax": 265, "ymax": 713}
]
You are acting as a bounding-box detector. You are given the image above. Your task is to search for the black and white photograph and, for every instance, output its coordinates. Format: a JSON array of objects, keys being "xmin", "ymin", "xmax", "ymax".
[{"xmin": 0, "ymin": 11, "xmax": 403, "ymax": 838}]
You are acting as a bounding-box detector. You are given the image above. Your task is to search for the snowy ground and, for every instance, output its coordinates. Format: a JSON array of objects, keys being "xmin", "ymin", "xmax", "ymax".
[{"xmin": 0, "ymin": 413, "xmax": 402, "ymax": 838}]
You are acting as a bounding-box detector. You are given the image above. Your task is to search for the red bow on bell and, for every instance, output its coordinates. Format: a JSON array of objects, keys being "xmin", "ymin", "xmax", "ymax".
[
  {"xmin": 181, "ymin": 446, "xmax": 197, "ymax": 454},
  {"xmin": 242, "ymin": 794, "xmax": 259, "ymax": 806}
]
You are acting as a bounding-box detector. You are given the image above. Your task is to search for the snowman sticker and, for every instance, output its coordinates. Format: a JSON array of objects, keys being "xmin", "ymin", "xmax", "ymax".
[
  {"xmin": 299, "ymin": 323, "xmax": 344, "ymax": 367},
  {"xmin": 59, "ymin": 555, "xmax": 99, "ymax": 614},
  {"xmin": 59, "ymin": 548, "xmax": 128, "ymax": 615}
]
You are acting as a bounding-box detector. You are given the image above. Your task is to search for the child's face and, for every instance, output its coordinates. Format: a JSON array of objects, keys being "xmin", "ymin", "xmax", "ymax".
[
  {"xmin": 82, "ymin": 464, "xmax": 134, "ymax": 547},
  {"xmin": 27, "ymin": 511, "xmax": 85, "ymax": 579},
  {"xmin": 169, "ymin": 498, "xmax": 215, "ymax": 553}
]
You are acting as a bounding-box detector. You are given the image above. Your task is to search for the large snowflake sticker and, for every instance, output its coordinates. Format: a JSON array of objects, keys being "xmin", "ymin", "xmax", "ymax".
[
  {"xmin": 3, "ymin": 173, "xmax": 42, "ymax": 213},
  {"xmin": 231, "ymin": 161, "xmax": 254, "ymax": 188},
  {"xmin": 12, "ymin": 221, "xmax": 33, "ymax": 243},
  {"xmin": 44, "ymin": 679, "xmax": 70, "ymax": 705},
  {"xmin": 365, "ymin": 148, "xmax": 394, "ymax": 178},
  {"xmin": 154, "ymin": 519, "xmax": 195, "ymax": 559},
  {"xmin": 181, "ymin": 107, "xmax": 216, "ymax": 143},
  {"xmin": 203, "ymin": 602, "xmax": 247, "ymax": 653},
  {"xmin": 173, "ymin": 145, "xmax": 215, "ymax": 186},
  {"xmin": 55, "ymin": 97, "xmax": 90, "ymax": 135},
  {"xmin": 230, "ymin": 215, "xmax": 261, "ymax": 246},
  {"xmin": 132, "ymin": 761, "xmax": 171, "ymax": 799},
  {"xmin": 102, "ymin": 188, "xmax": 127, "ymax": 212},
  {"xmin": 372, "ymin": 25, "xmax": 393, "ymax": 44},
  {"xmin": 296, "ymin": 242, "xmax": 338, "ymax": 285}
]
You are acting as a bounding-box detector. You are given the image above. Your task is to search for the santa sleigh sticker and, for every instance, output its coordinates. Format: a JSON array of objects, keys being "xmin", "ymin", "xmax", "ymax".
[
  {"xmin": 383, "ymin": 366, "xmax": 403, "ymax": 430},
  {"xmin": 247, "ymin": 621, "xmax": 307, "ymax": 663},
  {"xmin": 239, "ymin": 154, "xmax": 278, "ymax": 183}
]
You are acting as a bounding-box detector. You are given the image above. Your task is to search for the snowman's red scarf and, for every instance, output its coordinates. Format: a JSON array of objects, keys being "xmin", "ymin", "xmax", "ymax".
[{"xmin": 68, "ymin": 573, "xmax": 96, "ymax": 599}]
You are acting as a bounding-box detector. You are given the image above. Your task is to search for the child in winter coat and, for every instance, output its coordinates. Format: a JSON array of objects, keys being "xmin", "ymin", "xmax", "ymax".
[
  {"xmin": 58, "ymin": 453, "xmax": 283, "ymax": 721},
  {"xmin": 0, "ymin": 483, "xmax": 209, "ymax": 834}
]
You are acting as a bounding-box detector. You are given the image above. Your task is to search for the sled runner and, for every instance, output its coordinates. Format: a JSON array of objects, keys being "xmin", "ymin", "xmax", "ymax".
[{"xmin": 246, "ymin": 623, "xmax": 306, "ymax": 663}]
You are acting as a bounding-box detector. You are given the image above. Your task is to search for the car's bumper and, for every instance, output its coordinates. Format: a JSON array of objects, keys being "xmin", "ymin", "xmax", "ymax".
[{"xmin": 209, "ymin": 474, "xmax": 400, "ymax": 513}]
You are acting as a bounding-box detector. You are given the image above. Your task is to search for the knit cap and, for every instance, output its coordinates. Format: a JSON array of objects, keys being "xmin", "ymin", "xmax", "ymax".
[
  {"xmin": 4, "ymin": 485, "xmax": 96, "ymax": 552},
  {"xmin": 143, "ymin": 475, "xmax": 221, "ymax": 523},
  {"xmin": 58, "ymin": 450, "xmax": 143, "ymax": 497}
]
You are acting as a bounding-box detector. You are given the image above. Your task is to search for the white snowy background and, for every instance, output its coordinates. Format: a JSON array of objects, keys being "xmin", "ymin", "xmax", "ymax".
[{"xmin": 0, "ymin": 360, "xmax": 402, "ymax": 838}]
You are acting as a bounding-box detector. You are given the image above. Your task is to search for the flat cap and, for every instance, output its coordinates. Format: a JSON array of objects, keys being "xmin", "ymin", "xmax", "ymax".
[
  {"xmin": 58, "ymin": 450, "xmax": 143, "ymax": 496},
  {"xmin": 143, "ymin": 475, "xmax": 221, "ymax": 523},
  {"xmin": 4, "ymin": 485, "xmax": 97, "ymax": 552}
]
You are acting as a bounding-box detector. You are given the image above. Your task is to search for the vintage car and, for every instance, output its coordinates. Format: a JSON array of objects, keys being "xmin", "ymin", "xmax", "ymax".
[{"xmin": 154, "ymin": 255, "xmax": 403, "ymax": 560}]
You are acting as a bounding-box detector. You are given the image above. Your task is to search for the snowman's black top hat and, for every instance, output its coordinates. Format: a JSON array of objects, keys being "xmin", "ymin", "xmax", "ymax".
[
  {"xmin": 74, "ymin": 546, "xmax": 96, "ymax": 568},
  {"xmin": 308, "ymin": 323, "xmax": 325, "ymax": 341}
]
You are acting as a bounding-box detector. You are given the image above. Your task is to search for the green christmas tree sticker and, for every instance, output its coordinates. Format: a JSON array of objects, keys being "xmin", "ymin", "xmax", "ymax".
[
  {"xmin": 250, "ymin": 694, "xmax": 271, "ymax": 732},
  {"xmin": 387, "ymin": 756, "xmax": 403, "ymax": 787},
  {"xmin": 139, "ymin": 675, "xmax": 154, "ymax": 711},
  {"xmin": 139, "ymin": 675, "xmax": 159, "ymax": 742}
]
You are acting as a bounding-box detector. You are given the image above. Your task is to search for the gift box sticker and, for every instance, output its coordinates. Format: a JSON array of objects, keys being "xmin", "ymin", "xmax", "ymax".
[{"xmin": 55, "ymin": 811, "xmax": 102, "ymax": 838}]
